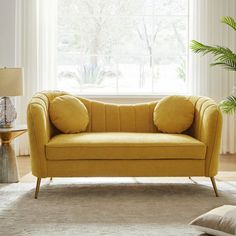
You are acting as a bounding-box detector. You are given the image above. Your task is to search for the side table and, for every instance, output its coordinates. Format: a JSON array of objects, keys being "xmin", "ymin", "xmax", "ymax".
[{"xmin": 0, "ymin": 125, "xmax": 27, "ymax": 183}]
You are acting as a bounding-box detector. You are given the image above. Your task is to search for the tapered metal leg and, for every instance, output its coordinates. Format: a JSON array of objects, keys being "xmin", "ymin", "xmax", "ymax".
[
  {"xmin": 50, "ymin": 177, "xmax": 53, "ymax": 181},
  {"xmin": 188, "ymin": 176, "xmax": 198, "ymax": 184},
  {"xmin": 210, "ymin": 177, "xmax": 219, "ymax": 197},
  {"xmin": 35, "ymin": 178, "xmax": 41, "ymax": 199}
]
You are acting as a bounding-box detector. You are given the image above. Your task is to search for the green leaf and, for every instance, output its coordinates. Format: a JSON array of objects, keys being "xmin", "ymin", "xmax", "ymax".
[
  {"xmin": 219, "ymin": 96, "xmax": 236, "ymax": 114},
  {"xmin": 221, "ymin": 16, "xmax": 236, "ymax": 31},
  {"xmin": 190, "ymin": 40, "xmax": 236, "ymax": 71},
  {"xmin": 210, "ymin": 62, "xmax": 236, "ymax": 71}
]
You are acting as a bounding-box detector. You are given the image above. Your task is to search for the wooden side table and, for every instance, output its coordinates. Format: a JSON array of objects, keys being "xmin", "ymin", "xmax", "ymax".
[{"xmin": 0, "ymin": 125, "xmax": 27, "ymax": 183}]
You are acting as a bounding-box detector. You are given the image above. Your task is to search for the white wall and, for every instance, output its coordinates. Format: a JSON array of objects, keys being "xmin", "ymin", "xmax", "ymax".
[{"xmin": 0, "ymin": 0, "xmax": 16, "ymax": 67}]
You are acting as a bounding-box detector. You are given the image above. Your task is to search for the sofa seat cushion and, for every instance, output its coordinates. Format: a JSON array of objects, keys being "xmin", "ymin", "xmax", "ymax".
[{"xmin": 46, "ymin": 133, "xmax": 206, "ymax": 160}]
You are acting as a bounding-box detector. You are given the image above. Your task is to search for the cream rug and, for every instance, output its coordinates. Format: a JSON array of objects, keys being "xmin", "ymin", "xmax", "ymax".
[{"xmin": 1, "ymin": 174, "xmax": 236, "ymax": 236}]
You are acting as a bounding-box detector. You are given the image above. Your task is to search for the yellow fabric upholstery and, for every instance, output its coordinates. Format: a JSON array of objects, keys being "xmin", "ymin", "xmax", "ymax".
[
  {"xmin": 47, "ymin": 160, "xmax": 205, "ymax": 177},
  {"xmin": 77, "ymin": 97, "xmax": 158, "ymax": 133},
  {"xmin": 46, "ymin": 133, "xmax": 206, "ymax": 160},
  {"xmin": 187, "ymin": 97, "xmax": 223, "ymax": 176},
  {"xmin": 153, "ymin": 95, "xmax": 194, "ymax": 133},
  {"xmin": 49, "ymin": 95, "xmax": 89, "ymax": 133},
  {"xmin": 27, "ymin": 91, "xmax": 222, "ymax": 178}
]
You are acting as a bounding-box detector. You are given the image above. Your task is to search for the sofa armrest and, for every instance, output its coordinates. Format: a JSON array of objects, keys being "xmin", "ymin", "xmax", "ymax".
[
  {"xmin": 189, "ymin": 97, "xmax": 223, "ymax": 176},
  {"xmin": 27, "ymin": 94, "xmax": 51, "ymax": 177}
]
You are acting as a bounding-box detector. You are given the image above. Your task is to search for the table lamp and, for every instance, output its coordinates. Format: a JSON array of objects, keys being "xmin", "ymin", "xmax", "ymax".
[{"xmin": 0, "ymin": 68, "xmax": 23, "ymax": 128}]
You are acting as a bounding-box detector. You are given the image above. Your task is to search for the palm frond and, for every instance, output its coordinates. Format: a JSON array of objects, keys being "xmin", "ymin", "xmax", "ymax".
[
  {"xmin": 221, "ymin": 16, "xmax": 236, "ymax": 31},
  {"xmin": 190, "ymin": 40, "xmax": 211, "ymax": 55},
  {"xmin": 219, "ymin": 96, "xmax": 236, "ymax": 114},
  {"xmin": 190, "ymin": 40, "xmax": 236, "ymax": 71},
  {"xmin": 210, "ymin": 62, "xmax": 236, "ymax": 71}
]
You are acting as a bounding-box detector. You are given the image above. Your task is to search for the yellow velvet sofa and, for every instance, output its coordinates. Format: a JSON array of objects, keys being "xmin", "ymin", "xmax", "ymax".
[{"xmin": 27, "ymin": 91, "xmax": 222, "ymax": 198}]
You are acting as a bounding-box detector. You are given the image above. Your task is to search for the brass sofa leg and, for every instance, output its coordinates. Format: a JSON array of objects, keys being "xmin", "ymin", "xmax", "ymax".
[
  {"xmin": 210, "ymin": 177, "xmax": 219, "ymax": 197},
  {"xmin": 50, "ymin": 177, "xmax": 53, "ymax": 181},
  {"xmin": 35, "ymin": 178, "xmax": 41, "ymax": 199}
]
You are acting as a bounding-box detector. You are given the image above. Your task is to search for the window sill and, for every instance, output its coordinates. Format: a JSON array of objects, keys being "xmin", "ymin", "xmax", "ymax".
[
  {"xmin": 70, "ymin": 93, "xmax": 189, "ymax": 103},
  {"xmin": 77, "ymin": 94, "xmax": 165, "ymax": 99},
  {"xmin": 72, "ymin": 92, "xmax": 188, "ymax": 99}
]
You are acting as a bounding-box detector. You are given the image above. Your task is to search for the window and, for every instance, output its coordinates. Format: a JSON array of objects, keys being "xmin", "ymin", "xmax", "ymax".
[{"xmin": 57, "ymin": 0, "xmax": 189, "ymax": 95}]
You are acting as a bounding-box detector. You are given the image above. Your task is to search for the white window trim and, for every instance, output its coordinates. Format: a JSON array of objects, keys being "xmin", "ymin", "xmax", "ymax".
[{"xmin": 72, "ymin": 92, "xmax": 189, "ymax": 100}]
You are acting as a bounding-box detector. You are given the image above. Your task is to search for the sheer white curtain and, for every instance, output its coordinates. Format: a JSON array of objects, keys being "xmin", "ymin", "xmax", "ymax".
[
  {"xmin": 15, "ymin": 0, "xmax": 57, "ymax": 155},
  {"xmin": 189, "ymin": 0, "xmax": 236, "ymax": 153}
]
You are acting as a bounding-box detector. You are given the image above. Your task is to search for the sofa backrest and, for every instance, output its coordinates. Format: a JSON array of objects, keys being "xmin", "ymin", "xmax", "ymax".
[
  {"xmin": 34, "ymin": 91, "xmax": 159, "ymax": 133},
  {"xmin": 77, "ymin": 97, "xmax": 158, "ymax": 133},
  {"xmin": 31, "ymin": 91, "xmax": 218, "ymax": 138}
]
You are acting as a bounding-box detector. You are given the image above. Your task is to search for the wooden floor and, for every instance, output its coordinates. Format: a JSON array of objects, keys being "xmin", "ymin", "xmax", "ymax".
[
  {"xmin": 17, "ymin": 154, "xmax": 236, "ymax": 178},
  {"xmin": 219, "ymin": 154, "xmax": 236, "ymax": 171}
]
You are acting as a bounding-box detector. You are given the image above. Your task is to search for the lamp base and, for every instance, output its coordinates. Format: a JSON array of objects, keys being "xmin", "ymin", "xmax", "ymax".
[
  {"xmin": 0, "ymin": 124, "xmax": 13, "ymax": 128},
  {"xmin": 0, "ymin": 97, "xmax": 17, "ymax": 128}
]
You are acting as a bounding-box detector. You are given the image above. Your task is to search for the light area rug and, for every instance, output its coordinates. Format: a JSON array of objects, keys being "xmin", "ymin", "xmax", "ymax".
[{"xmin": 1, "ymin": 174, "xmax": 236, "ymax": 236}]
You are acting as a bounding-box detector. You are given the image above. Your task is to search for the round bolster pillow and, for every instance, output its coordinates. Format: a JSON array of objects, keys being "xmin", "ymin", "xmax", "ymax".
[
  {"xmin": 153, "ymin": 95, "xmax": 194, "ymax": 134},
  {"xmin": 49, "ymin": 95, "xmax": 89, "ymax": 134}
]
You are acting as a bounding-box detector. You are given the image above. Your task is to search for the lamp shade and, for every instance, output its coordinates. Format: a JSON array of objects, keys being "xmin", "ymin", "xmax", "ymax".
[{"xmin": 0, "ymin": 68, "xmax": 23, "ymax": 96}]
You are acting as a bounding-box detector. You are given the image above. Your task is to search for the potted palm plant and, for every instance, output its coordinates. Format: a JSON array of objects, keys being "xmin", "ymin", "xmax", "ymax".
[{"xmin": 190, "ymin": 16, "xmax": 236, "ymax": 114}]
